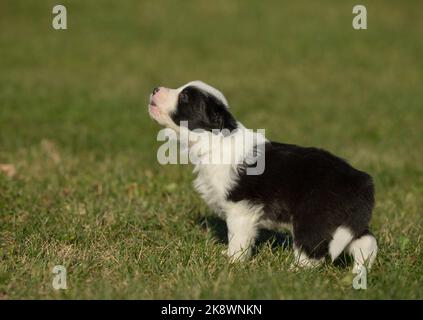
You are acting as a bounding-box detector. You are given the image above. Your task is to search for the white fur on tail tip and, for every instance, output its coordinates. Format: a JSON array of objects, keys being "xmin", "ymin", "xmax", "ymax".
[
  {"xmin": 329, "ymin": 226, "xmax": 354, "ymax": 261},
  {"xmin": 347, "ymin": 234, "xmax": 378, "ymax": 272}
]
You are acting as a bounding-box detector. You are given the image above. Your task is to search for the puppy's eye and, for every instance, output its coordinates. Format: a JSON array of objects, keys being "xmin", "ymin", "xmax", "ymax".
[{"xmin": 179, "ymin": 92, "xmax": 189, "ymax": 104}]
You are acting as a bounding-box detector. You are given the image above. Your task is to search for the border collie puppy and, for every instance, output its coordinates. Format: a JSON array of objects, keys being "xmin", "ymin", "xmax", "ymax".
[{"xmin": 148, "ymin": 81, "xmax": 377, "ymax": 271}]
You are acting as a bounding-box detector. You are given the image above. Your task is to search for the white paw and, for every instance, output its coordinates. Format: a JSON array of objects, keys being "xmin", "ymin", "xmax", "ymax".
[
  {"xmin": 228, "ymin": 251, "xmax": 246, "ymax": 263},
  {"xmin": 288, "ymin": 263, "xmax": 301, "ymax": 272},
  {"xmin": 289, "ymin": 258, "xmax": 322, "ymax": 271},
  {"xmin": 225, "ymin": 248, "xmax": 251, "ymax": 263}
]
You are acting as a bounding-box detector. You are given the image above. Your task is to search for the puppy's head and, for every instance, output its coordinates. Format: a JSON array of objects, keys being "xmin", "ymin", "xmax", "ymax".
[{"xmin": 148, "ymin": 81, "xmax": 237, "ymax": 133}]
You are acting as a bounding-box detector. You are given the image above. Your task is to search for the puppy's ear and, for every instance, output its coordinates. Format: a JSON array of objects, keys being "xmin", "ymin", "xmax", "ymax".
[
  {"xmin": 221, "ymin": 110, "xmax": 237, "ymax": 132},
  {"xmin": 206, "ymin": 105, "xmax": 237, "ymax": 133},
  {"xmin": 207, "ymin": 107, "xmax": 225, "ymax": 130}
]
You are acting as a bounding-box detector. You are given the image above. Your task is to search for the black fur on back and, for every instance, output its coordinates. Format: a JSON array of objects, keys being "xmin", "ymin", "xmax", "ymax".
[
  {"xmin": 170, "ymin": 86, "xmax": 238, "ymax": 132},
  {"xmin": 227, "ymin": 141, "xmax": 375, "ymax": 259}
]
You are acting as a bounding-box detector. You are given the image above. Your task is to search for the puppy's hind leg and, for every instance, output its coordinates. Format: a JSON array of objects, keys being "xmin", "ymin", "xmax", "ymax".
[
  {"xmin": 290, "ymin": 217, "xmax": 326, "ymax": 270},
  {"xmin": 328, "ymin": 226, "xmax": 354, "ymax": 262}
]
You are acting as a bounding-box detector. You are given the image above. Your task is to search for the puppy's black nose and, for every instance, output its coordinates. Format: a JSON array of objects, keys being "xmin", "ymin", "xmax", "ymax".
[{"xmin": 152, "ymin": 87, "xmax": 160, "ymax": 95}]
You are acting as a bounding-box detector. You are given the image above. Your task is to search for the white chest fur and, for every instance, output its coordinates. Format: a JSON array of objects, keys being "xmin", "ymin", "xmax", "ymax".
[
  {"xmin": 190, "ymin": 123, "xmax": 259, "ymax": 218},
  {"xmin": 193, "ymin": 163, "xmax": 237, "ymax": 218}
]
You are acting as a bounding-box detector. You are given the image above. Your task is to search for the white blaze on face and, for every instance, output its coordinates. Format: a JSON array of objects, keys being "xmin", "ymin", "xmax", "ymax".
[
  {"xmin": 147, "ymin": 81, "xmax": 229, "ymax": 131},
  {"xmin": 148, "ymin": 87, "xmax": 180, "ymax": 130}
]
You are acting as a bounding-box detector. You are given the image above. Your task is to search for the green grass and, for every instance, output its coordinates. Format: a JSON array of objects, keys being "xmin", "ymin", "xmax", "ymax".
[{"xmin": 0, "ymin": 0, "xmax": 422, "ymax": 299}]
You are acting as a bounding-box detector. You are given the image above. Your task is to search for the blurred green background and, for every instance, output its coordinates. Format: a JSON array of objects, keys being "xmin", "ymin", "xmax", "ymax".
[{"xmin": 0, "ymin": 0, "xmax": 422, "ymax": 299}]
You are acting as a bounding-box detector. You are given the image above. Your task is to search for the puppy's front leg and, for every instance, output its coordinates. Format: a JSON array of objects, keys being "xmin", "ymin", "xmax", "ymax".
[{"xmin": 225, "ymin": 212, "xmax": 258, "ymax": 262}]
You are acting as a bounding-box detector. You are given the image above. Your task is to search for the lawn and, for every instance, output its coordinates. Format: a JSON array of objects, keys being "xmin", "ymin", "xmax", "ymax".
[{"xmin": 0, "ymin": 0, "xmax": 422, "ymax": 299}]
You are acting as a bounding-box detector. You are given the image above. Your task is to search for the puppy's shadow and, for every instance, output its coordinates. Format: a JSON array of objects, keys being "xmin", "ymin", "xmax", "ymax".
[
  {"xmin": 197, "ymin": 215, "xmax": 228, "ymax": 244},
  {"xmin": 197, "ymin": 215, "xmax": 356, "ymax": 269},
  {"xmin": 197, "ymin": 215, "xmax": 292, "ymax": 252}
]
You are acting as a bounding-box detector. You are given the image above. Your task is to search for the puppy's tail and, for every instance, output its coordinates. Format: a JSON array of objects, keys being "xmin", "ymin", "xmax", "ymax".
[{"xmin": 347, "ymin": 230, "xmax": 378, "ymax": 272}]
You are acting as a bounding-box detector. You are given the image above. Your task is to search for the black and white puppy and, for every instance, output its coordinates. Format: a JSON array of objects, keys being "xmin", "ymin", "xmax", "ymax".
[{"xmin": 148, "ymin": 81, "xmax": 377, "ymax": 271}]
